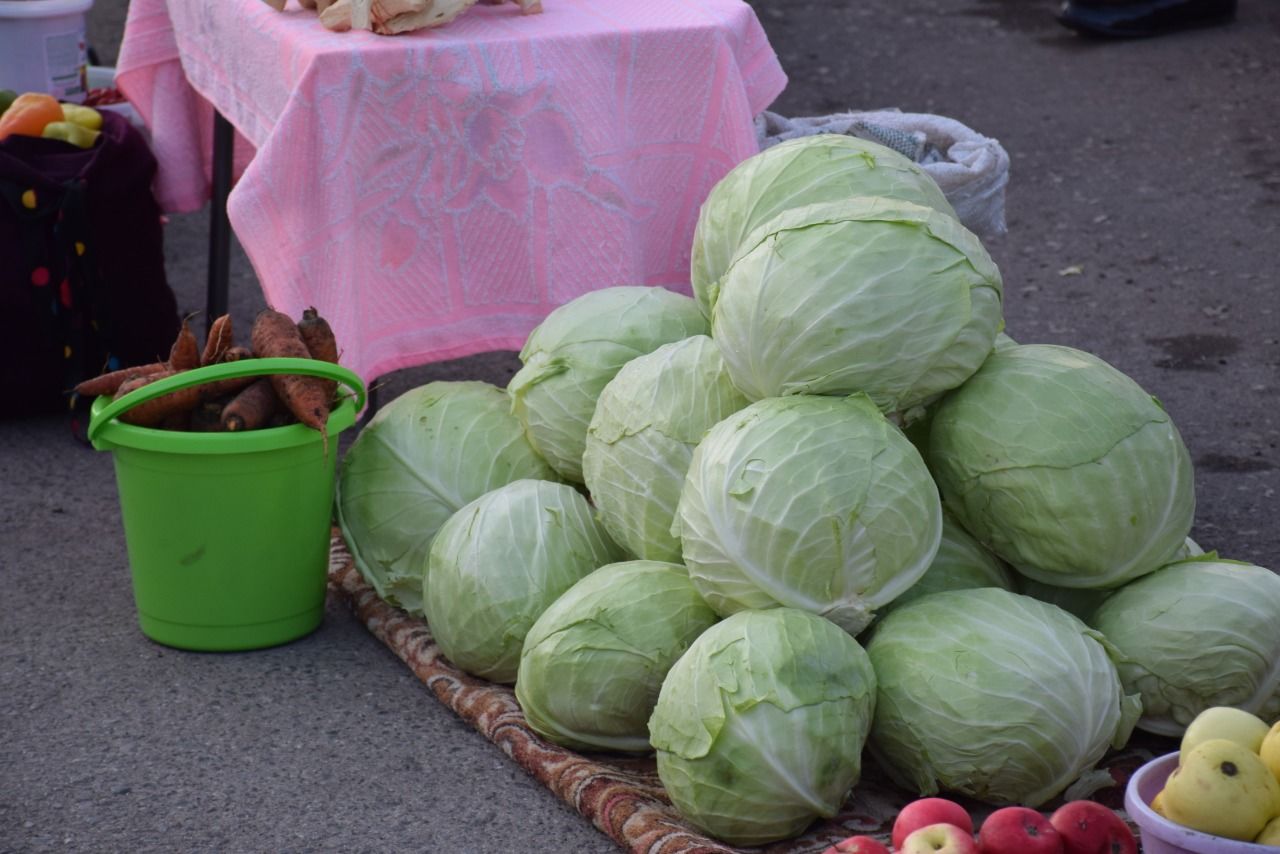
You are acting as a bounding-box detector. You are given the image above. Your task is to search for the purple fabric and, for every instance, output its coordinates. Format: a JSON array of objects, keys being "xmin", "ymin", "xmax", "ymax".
[{"xmin": 0, "ymin": 110, "xmax": 180, "ymax": 418}]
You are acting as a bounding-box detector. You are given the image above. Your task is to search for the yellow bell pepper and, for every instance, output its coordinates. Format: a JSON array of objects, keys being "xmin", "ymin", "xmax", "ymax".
[
  {"xmin": 42, "ymin": 120, "xmax": 101, "ymax": 149},
  {"xmin": 60, "ymin": 103, "xmax": 103, "ymax": 131}
]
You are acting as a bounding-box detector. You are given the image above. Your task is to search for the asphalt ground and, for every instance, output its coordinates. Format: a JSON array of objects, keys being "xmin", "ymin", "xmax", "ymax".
[{"xmin": 3, "ymin": 1, "xmax": 1278, "ymax": 852}]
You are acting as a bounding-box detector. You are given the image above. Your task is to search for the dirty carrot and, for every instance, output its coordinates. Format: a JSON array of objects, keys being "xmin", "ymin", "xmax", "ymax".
[
  {"xmin": 190, "ymin": 399, "xmax": 229, "ymax": 432},
  {"xmin": 297, "ymin": 307, "xmax": 338, "ymax": 363},
  {"xmin": 201, "ymin": 314, "xmax": 234, "ymax": 367},
  {"xmin": 221, "ymin": 378, "xmax": 282, "ymax": 432},
  {"xmin": 73, "ymin": 361, "xmax": 168, "ymax": 398},
  {"xmin": 297, "ymin": 306, "xmax": 339, "ymax": 404},
  {"xmin": 113, "ymin": 370, "xmax": 203, "ymax": 428},
  {"xmin": 167, "ymin": 318, "xmax": 200, "ymax": 371},
  {"xmin": 219, "ymin": 345, "xmax": 253, "ymax": 363},
  {"xmin": 197, "ymin": 373, "xmax": 257, "ymax": 403},
  {"xmin": 250, "ymin": 309, "xmax": 331, "ymax": 450}
]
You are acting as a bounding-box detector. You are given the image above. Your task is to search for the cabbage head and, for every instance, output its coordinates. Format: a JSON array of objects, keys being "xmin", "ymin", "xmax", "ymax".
[
  {"xmin": 1019, "ymin": 538, "xmax": 1205, "ymax": 622},
  {"xmin": 865, "ymin": 587, "xmax": 1141, "ymax": 807},
  {"xmin": 928, "ymin": 343, "xmax": 1195, "ymax": 589},
  {"xmin": 515, "ymin": 560, "xmax": 718, "ymax": 753},
  {"xmin": 876, "ymin": 509, "xmax": 1016, "ymax": 618},
  {"xmin": 1091, "ymin": 556, "xmax": 1280, "ymax": 736},
  {"xmin": 423, "ymin": 479, "xmax": 624, "ymax": 683},
  {"xmin": 690, "ymin": 134, "xmax": 955, "ymax": 318},
  {"xmin": 648, "ymin": 608, "xmax": 877, "ymax": 846},
  {"xmin": 992, "ymin": 331, "xmax": 1019, "ymax": 353},
  {"xmin": 507, "ymin": 286, "xmax": 707, "ymax": 484},
  {"xmin": 711, "ymin": 197, "xmax": 1003, "ymax": 414},
  {"xmin": 675, "ymin": 393, "xmax": 941, "ymax": 635},
  {"xmin": 583, "ymin": 336, "xmax": 750, "ymax": 562},
  {"xmin": 1017, "ymin": 580, "xmax": 1115, "ymax": 623},
  {"xmin": 336, "ymin": 381, "xmax": 559, "ymax": 614}
]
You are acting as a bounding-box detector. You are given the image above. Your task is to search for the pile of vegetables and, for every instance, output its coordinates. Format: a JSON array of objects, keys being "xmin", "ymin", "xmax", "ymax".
[
  {"xmin": 334, "ymin": 133, "xmax": 1280, "ymax": 846},
  {"xmin": 0, "ymin": 91, "xmax": 105, "ymax": 149},
  {"xmin": 77, "ymin": 308, "xmax": 344, "ymax": 441},
  {"xmin": 257, "ymin": 0, "xmax": 541, "ymax": 37}
]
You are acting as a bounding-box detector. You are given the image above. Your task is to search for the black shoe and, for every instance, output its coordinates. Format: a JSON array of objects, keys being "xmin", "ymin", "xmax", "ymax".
[{"xmin": 1056, "ymin": 0, "xmax": 1237, "ymax": 37}]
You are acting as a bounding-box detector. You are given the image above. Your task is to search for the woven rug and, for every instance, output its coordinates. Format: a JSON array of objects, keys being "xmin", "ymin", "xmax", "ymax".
[{"xmin": 326, "ymin": 531, "xmax": 1170, "ymax": 854}]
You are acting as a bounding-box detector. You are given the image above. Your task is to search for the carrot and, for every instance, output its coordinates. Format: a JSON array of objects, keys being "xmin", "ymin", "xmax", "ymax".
[
  {"xmin": 297, "ymin": 306, "xmax": 339, "ymax": 405},
  {"xmin": 250, "ymin": 309, "xmax": 331, "ymax": 450},
  {"xmin": 297, "ymin": 307, "xmax": 338, "ymax": 363},
  {"xmin": 190, "ymin": 399, "xmax": 230, "ymax": 432},
  {"xmin": 219, "ymin": 345, "xmax": 253, "ymax": 363},
  {"xmin": 113, "ymin": 370, "xmax": 203, "ymax": 428},
  {"xmin": 158, "ymin": 410, "xmax": 192, "ymax": 431},
  {"xmin": 73, "ymin": 361, "xmax": 169, "ymax": 398},
  {"xmin": 167, "ymin": 318, "xmax": 200, "ymax": 371},
  {"xmin": 221, "ymin": 378, "xmax": 283, "ymax": 432},
  {"xmin": 201, "ymin": 314, "xmax": 234, "ymax": 367},
  {"xmin": 197, "ymin": 373, "xmax": 258, "ymax": 403}
]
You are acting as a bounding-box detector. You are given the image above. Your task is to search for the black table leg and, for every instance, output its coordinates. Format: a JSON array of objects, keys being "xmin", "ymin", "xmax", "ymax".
[{"xmin": 207, "ymin": 110, "xmax": 234, "ymax": 336}]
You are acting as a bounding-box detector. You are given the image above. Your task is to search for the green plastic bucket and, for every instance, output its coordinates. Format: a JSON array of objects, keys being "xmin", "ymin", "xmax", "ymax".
[{"xmin": 88, "ymin": 357, "xmax": 366, "ymax": 652}]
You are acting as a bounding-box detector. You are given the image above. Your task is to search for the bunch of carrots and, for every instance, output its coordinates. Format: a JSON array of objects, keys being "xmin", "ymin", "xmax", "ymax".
[{"xmin": 75, "ymin": 308, "xmax": 342, "ymax": 445}]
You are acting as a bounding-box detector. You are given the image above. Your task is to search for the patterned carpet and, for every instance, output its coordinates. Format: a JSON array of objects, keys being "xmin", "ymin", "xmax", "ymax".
[{"xmin": 327, "ymin": 532, "xmax": 1170, "ymax": 854}]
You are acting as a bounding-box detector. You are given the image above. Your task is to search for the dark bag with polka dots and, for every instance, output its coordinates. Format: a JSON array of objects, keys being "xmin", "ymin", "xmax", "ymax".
[{"xmin": 0, "ymin": 109, "xmax": 180, "ymax": 419}]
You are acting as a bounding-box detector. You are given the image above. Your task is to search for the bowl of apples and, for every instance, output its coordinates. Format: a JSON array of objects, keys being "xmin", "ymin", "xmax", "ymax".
[{"xmin": 1124, "ymin": 708, "xmax": 1280, "ymax": 853}]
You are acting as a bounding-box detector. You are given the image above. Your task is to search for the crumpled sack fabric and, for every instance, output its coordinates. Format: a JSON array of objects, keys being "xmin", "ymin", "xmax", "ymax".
[
  {"xmin": 317, "ymin": 0, "xmax": 538, "ymax": 34},
  {"xmin": 755, "ymin": 109, "xmax": 1010, "ymax": 239}
]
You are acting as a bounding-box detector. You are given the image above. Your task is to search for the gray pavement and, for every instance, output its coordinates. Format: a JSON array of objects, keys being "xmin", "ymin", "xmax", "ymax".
[{"xmin": 4, "ymin": 1, "xmax": 1278, "ymax": 852}]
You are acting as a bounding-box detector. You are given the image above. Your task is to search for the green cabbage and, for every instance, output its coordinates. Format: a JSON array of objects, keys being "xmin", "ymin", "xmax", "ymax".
[
  {"xmin": 711, "ymin": 197, "xmax": 1003, "ymax": 414},
  {"xmin": 648, "ymin": 608, "xmax": 877, "ymax": 845},
  {"xmin": 690, "ymin": 134, "xmax": 955, "ymax": 319},
  {"xmin": 507, "ymin": 286, "xmax": 707, "ymax": 484},
  {"xmin": 515, "ymin": 560, "xmax": 718, "ymax": 752},
  {"xmin": 1019, "ymin": 538, "xmax": 1205, "ymax": 622},
  {"xmin": 336, "ymin": 381, "xmax": 559, "ymax": 614},
  {"xmin": 674, "ymin": 394, "xmax": 941, "ymax": 635},
  {"xmin": 583, "ymin": 336, "xmax": 750, "ymax": 562},
  {"xmin": 423, "ymin": 479, "xmax": 624, "ymax": 683},
  {"xmin": 1091, "ymin": 556, "xmax": 1280, "ymax": 736},
  {"xmin": 876, "ymin": 509, "xmax": 1017, "ymax": 618},
  {"xmin": 1016, "ymin": 580, "xmax": 1115, "ymax": 624},
  {"xmin": 928, "ymin": 343, "xmax": 1195, "ymax": 589},
  {"xmin": 865, "ymin": 588, "xmax": 1141, "ymax": 806}
]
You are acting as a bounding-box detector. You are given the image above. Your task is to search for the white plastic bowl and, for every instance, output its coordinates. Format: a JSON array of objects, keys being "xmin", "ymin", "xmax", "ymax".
[{"xmin": 1125, "ymin": 751, "xmax": 1278, "ymax": 853}]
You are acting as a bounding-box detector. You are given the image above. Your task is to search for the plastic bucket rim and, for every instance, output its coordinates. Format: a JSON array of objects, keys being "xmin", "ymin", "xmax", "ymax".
[
  {"xmin": 88, "ymin": 357, "xmax": 366, "ymax": 453},
  {"xmin": 89, "ymin": 394, "xmax": 360, "ymax": 454},
  {"xmin": 1124, "ymin": 751, "xmax": 1276, "ymax": 853}
]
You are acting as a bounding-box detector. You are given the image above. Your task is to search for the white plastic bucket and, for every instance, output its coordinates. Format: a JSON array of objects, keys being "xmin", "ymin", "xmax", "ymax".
[{"xmin": 0, "ymin": 0, "xmax": 94, "ymax": 101}]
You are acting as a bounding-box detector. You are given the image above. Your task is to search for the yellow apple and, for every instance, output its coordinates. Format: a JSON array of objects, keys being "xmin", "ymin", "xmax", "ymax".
[
  {"xmin": 1162, "ymin": 738, "xmax": 1280, "ymax": 841},
  {"xmin": 1256, "ymin": 816, "xmax": 1280, "ymax": 846},
  {"xmin": 1260, "ymin": 720, "xmax": 1280, "ymax": 784},
  {"xmin": 1179, "ymin": 706, "xmax": 1270, "ymax": 763},
  {"xmin": 1150, "ymin": 788, "xmax": 1168, "ymax": 818}
]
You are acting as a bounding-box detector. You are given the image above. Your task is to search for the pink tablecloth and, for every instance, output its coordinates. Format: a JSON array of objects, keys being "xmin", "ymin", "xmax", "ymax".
[{"xmin": 117, "ymin": 0, "xmax": 787, "ymax": 383}]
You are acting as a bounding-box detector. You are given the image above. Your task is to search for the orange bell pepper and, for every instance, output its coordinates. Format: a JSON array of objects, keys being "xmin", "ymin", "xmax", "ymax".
[{"xmin": 0, "ymin": 93, "xmax": 65, "ymax": 141}]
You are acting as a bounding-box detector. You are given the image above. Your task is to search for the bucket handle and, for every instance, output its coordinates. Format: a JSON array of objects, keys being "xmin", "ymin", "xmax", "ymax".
[{"xmin": 87, "ymin": 357, "xmax": 367, "ymax": 445}]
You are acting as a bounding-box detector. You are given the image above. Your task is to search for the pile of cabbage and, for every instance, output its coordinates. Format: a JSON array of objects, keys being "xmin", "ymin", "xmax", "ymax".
[{"xmin": 335, "ymin": 134, "xmax": 1280, "ymax": 846}]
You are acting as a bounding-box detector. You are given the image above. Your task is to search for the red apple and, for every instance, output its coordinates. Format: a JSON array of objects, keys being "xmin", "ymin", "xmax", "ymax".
[
  {"xmin": 821, "ymin": 835, "xmax": 891, "ymax": 854},
  {"xmin": 1048, "ymin": 800, "xmax": 1138, "ymax": 854},
  {"xmin": 901, "ymin": 822, "xmax": 980, "ymax": 854},
  {"xmin": 978, "ymin": 806, "xmax": 1063, "ymax": 854},
  {"xmin": 893, "ymin": 797, "xmax": 975, "ymax": 849}
]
